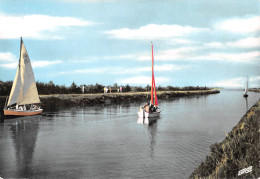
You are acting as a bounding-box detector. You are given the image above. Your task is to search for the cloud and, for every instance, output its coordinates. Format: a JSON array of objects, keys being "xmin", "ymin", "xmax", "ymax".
[
  {"xmin": 59, "ymin": 64, "xmax": 182, "ymax": 75},
  {"xmin": 0, "ymin": 60, "xmax": 62, "ymax": 69},
  {"xmin": 117, "ymin": 76, "xmax": 170, "ymax": 85},
  {"xmin": 138, "ymin": 45, "xmax": 260, "ymax": 62},
  {"xmin": 32, "ymin": 60, "xmax": 63, "ymax": 67},
  {"xmin": 0, "ymin": 52, "xmax": 17, "ymax": 62},
  {"xmin": 103, "ymin": 16, "xmax": 260, "ymax": 65},
  {"xmin": 0, "ymin": 13, "xmax": 94, "ymax": 40},
  {"xmin": 60, "ymin": 68, "xmax": 107, "ymax": 74},
  {"xmin": 154, "ymin": 64, "xmax": 184, "ymax": 71},
  {"xmin": 87, "ymin": 54, "xmax": 136, "ymax": 61},
  {"xmin": 192, "ymin": 51, "xmax": 260, "ymax": 63},
  {"xmin": 120, "ymin": 64, "xmax": 185, "ymax": 74},
  {"xmin": 68, "ymin": 54, "xmax": 138, "ymax": 63},
  {"xmin": 0, "ymin": 63, "xmax": 17, "ymax": 69},
  {"xmin": 104, "ymin": 24, "xmax": 207, "ymax": 40},
  {"xmin": 204, "ymin": 42, "xmax": 224, "ymax": 48},
  {"xmin": 169, "ymin": 38, "xmax": 194, "ymax": 45},
  {"xmin": 215, "ymin": 16, "xmax": 260, "ymax": 34},
  {"xmin": 203, "ymin": 36, "xmax": 260, "ymax": 49},
  {"xmin": 226, "ymin": 37, "xmax": 260, "ymax": 48},
  {"xmin": 59, "ymin": 0, "xmax": 118, "ymax": 2},
  {"xmin": 122, "ymin": 64, "xmax": 184, "ymax": 74},
  {"xmin": 249, "ymin": 76, "xmax": 260, "ymax": 88},
  {"xmin": 212, "ymin": 76, "xmax": 260, "ymax": 88},
  {"xmin": 211, "ymin": 77, "xmax": 245, "ymax": 88},
  {"xmin": 138, "ymin": 47, "xmax": 198, "ymax": 61}
]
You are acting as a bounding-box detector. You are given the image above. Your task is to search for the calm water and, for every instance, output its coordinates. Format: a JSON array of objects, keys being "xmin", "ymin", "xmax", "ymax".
[{"xmin": 0, "ymin": 90, "xmax": 259, "ymax": 178}]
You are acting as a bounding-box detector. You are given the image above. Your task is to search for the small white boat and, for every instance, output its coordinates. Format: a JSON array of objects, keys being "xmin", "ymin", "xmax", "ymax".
[
  {"xmin": 137, "ymin": 42, "xmax": 162, "ymax": 118},
  {"xmin": 138, "ymin": 107, "xmax": 161, "ymax": 118},
  {"xmin": 243, "ymin": 76, "xmax": 249, "ymax": 98}
]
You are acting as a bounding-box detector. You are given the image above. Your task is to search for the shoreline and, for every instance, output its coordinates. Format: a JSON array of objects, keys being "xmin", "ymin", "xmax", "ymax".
[
  {"xmin": 190, "ymin": 99, "xmax": 260, "ymax": 178},
  {"xmin": 39, "ymin": 89, "xmax": 220, "ymax": 109},
  {"xmin": 0, "ymin": 89, "xmax": 220, "ymax": 110}
]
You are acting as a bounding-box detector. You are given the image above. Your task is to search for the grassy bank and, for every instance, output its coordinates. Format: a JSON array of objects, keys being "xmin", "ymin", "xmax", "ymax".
[
  {"xmin": 190, "ymin": 99, "xmax": 260, "ymax": 178},
  {"xmin": 249, "ymin": 88, "xmax": 260, "ymax": 93},
  {"xmin": 40, "ymin": 89, "xmax": 220, "ymax": 109},
  {"xmin": 0, "ymin": 89, "xmax": 219, "ymax": 110}
]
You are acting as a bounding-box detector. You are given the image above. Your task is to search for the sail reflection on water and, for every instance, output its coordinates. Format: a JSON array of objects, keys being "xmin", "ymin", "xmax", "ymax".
[
  {"xmin": 245, "ymin": 97, "xmax": 248, "ymax": 112},
  {"xmin": 9, "ymin": 118, "xmax": 40, "ymax": 178},
  {"xmin": 137, "ymin": 116, "xmax": 159, "ymax": 157},
  {"xmin": 148, "ymin": 119, "xmax": 158, "ymax": 158}
]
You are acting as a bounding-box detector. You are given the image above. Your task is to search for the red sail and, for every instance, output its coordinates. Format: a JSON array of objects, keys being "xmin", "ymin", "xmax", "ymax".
[
  {"xmin": 151, "ymin": 78, "xmax": 154, "ymax": 105},
  {"xmin": 151, "ymin": 43, "xmax": 158, "ymax": 106},
  {"xmin": 151, "ymin": 43, "xmax": 154, "ymax": 105},
  {"xmin": 153, "ymin": 73, "xmax": 158, "ymax": 106}
]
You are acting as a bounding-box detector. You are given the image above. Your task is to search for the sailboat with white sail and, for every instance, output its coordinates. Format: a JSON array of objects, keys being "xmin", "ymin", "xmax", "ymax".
[
  {"xmin": 138, "ymin": 43, "xmax": 161, "ymax": 118},
  {"xmin": 243, "ymin": 76, "xmax": 249, "ymax": 98},
  {"xmin": 4, "ymin": 38, "xmax": 43, "ymax": 116}
]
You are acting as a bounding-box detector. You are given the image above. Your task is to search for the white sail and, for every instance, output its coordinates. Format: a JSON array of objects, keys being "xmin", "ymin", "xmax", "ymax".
[
  {"xmin": 244, "ymin": 76, "xmax": 248, "ymax": 95},
  {"xmin": 7, "ymin": 63, "xmax": 22, "ymax": 106},
  {"xmin": 7, "ymin": 39, "xmax": 40, "ymax": 106}
]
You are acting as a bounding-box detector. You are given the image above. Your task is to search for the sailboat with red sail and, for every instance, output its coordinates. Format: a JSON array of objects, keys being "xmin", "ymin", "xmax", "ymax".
[{"xmin": 138, "ymin": 42, "xmax": 161, "ymax": 118}]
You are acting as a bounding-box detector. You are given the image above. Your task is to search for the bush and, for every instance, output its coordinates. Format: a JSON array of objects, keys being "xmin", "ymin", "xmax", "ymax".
[{"xmin": 0, "ymin": 80, "xmax": 211, "ymax": 95}]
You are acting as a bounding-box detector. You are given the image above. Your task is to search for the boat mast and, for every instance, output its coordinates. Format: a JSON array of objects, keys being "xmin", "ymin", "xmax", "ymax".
[
  {"xmin": 4, "ymin": 96, "xmax": 9, "ymax": 108},
  {"xmin": 19, "ymin": 37, "xmax": 22, "ymax": 66},
  {"xmin": 247, "ymin": 76, "xmax": 248, "ymax": 91},
  {"xmin": 16, "ymin": 37, "xmax": 22, "ymax": 106}
]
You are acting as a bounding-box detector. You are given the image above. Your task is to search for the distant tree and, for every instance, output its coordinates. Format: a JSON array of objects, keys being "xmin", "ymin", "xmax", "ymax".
[
  {"xmin": 0, "ymin": 80, "xmax": 212, "ymax": 96},
  {"xmin": 133, "ymin": 86, "xmax": 144, "ymax": 92},
  {"xmin": 48, "ymin": 81, "xmax": 55, "ymax": 94},
  {"xmin": 60, "ymin": 85, "xmax": 69, "ymax": 94},
  {"xmin": 94, "ymin": 83, "xmax": 104, "ymax": 93},
  {"xmin": 157, "ymin": 86, "xmax": 163, "ymax": 91},
  {"xmin": 70, "ymin": 82, "xmax": 81, "ymax": 94},
  {"xmin": 125, "ymin": 84, "xmax": 131, "ymax": 92},
  {"xmin": 113, "ymin": 83, "xmax": 118, "ymax": 88},
  {"xmin": 165, "ymin": 85, "xmax": 174, "ymax": 91},
  {"xmin": 146, "ymin": 84, "xmax": 150, "ymax": 92},
  {"xmin": 0, "ymin": 80, "xmax": 12, "ymax": 96}
]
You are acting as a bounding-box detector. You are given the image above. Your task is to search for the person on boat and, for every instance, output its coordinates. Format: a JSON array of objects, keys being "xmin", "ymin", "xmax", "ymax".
[
  {"xmin": 19, "ymin": 106, "xmax": 23, "ymax": 110},
  {"xmin": 143, "ymin": 103, "xmax": 149, "ymax": 113},
  {"xmin": 154, "ymin": 105, "xmax": 158, "ymax": 112},
  {"xmin": 149, "ymin": 104, "xmax": 153, "ymax": 112},
  {"xmin": 9, "ymin": 106, "xmax": 14, "ymax": 110},
  {"xmin": 149, "ymin": 104, "xmax": 157, "ymax": 112},
  {"xmin": 32, "ymin": 105, "xmax": 39, "ymax": 110},
  {"xmin": 30, "ymin": 104, "xmax": 36, "ymax": 110}
]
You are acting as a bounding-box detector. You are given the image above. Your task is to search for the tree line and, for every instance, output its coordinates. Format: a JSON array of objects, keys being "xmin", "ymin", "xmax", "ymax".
[{"xmin": 0, "ymin": 80, "xmax": 210, "ymax": 96}]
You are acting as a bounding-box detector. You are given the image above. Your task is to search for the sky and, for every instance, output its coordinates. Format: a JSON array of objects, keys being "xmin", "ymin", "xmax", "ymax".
[{"xmin": 0, "ymin": 0, "xmax": 259, "ymax": 88}]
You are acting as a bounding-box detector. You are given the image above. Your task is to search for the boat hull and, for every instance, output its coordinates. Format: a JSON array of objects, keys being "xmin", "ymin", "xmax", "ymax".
[
  {"xmin": 4, "ymin": 109, "xmax": 43, "ymax": 116},
  {"xmin": 138, "ymin": 110, "xmax": 161, "ymax": 118},
  {"xmin": 243, "ymin": 94, "xmax": 248, "ymax": 97}
]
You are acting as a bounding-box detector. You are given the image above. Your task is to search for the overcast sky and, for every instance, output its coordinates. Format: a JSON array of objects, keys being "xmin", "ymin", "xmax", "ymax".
[{"xmin": 0, "ymin": 0, "xmax": 259, "ymax": 88}]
